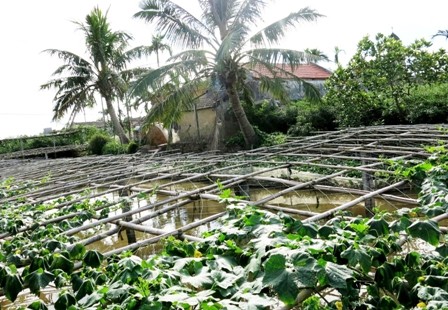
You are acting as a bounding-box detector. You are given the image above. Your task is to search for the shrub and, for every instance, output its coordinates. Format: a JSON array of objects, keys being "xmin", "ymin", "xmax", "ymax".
[
  {"xmin": 127, "ymin": 141, "xmax": 139, "ymax": 154},
  {"xmin": 102, "ymin": 141, "xmax": 127, "ymax": 155},
  {"xmin": 75, "ymin": 125, "xmax": 109, "ymax": 143},
  {"xmin": 88, "ymin": 134, "xmax": 110, "ymax": 155},
  {"xmin": 244, "ymin": 100, "xmax": 299, "ymax": 133},
  {"xmin": 260, "ymin": 132, "xmax": 287, "ymax": 146},
  {"xmin": 225, "ymin": 133, "xmax": 245, "ymax": 149},
  {"xmin": 405, "ymin": 83, "xmax": 448, "ymax": 124},
  {"xmin": 288, "ymin": 100, "xmax": 337, "ymax": 136}
]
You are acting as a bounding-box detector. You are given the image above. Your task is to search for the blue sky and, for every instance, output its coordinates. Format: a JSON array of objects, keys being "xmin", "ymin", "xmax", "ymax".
[{"xmin": 0, "ymin": 0, "xmax": 447, "ymax": 138}]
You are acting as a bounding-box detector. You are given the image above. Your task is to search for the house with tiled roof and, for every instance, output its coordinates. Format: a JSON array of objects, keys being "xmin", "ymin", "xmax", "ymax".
[
  {"xmin": 250, "ymin": 62, "xmax": 332, "ymax": 80},
  {"xmin": 176, "ymin": 63, "xmax": 332, "ymax": 149},
  {"xmin": 249, "ymin": 62, "xmax": 333, "ymax": 100}
]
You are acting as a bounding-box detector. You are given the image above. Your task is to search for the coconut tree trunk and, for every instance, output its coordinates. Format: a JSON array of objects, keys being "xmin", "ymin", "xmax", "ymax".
[
  {"xmin": 105, "ymin": 97, "xmax": 130, "ymax": 144},
  {"xmin": 226, "ymin": 81, "xmax": 258, "ymax": 148},
  {"xmin": 194, "ymin": 102, "xmax": 200, "ymax": 140}
]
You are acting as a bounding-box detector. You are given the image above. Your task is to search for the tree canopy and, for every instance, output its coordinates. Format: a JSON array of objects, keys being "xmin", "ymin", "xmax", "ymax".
[
  {"xmin": 41, "ymin": 7, "xmax": 147, "ymax": 144},
  {"xmin": 325, "ymin": 33, "xmax": 448, "ymax": 127},
  {"xmin": 133, "ymin": 0, "xmax": 323, "ymax": 148}
]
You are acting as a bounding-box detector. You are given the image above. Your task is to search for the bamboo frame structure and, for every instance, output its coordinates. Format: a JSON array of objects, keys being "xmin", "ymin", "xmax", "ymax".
[{"xmin": 1, "ymin": 124, "xmax": 447, "ymax": 257}]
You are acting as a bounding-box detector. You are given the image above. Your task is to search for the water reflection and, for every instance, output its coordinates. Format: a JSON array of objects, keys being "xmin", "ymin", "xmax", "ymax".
[
  {"xmin": 83, "ymin": 180, "xmax": 416, "ymax": 257},
  {"xmin": 85, "ymin": 194, "xmax": 226, "ymax": 258}
]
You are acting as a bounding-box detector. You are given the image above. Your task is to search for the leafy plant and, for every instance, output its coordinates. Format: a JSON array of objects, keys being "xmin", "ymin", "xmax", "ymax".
[
  {"xmin": 127, "ymin": 141, "xmax": 139, "ymax": 154},
  {"xmin": 325, "ymin": 33, "xmax": 448, "ymax": 127},
  {"xmin": 102, "ymin": 141, "xmax": 126, "ymax": 155},
  {"xmin": 1, "ymin": 153, "xmax": 448, "ymax": 309},
  {"xmin": 88, "ymin": 134, "xmax": 110, "ymax": 155}
]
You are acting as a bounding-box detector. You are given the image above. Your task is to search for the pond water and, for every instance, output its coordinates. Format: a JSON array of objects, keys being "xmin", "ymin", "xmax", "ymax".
[{"xmin": 81, "ymin": 180, "xmax": 417, "ymax": 259}]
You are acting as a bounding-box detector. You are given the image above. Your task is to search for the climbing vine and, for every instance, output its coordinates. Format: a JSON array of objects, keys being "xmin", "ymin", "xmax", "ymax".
[{"xmin": 0, "ymin": 147, "xmax": 447, "ymax": 309}]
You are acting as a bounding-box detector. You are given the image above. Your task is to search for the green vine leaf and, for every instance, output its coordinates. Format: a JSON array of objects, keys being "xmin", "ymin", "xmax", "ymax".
[
  {"xmin": 324, "ymin": 262, "xmax": 353, "ymax": 289},
  {"xmin": 367, "ymin": 217, "xmax": 389, "ymax": 237},
  {"xmin": 3, "ymin": 265, "xmax": 23, "ymax": 302},
  {"xmin": 75, "ymin": 279, "xmax": 95, "ymax": 300},
  {"xmin": 408, "ymin": 220, "xmax": 441, "ymax": 246},
  {"xmin": 69, "ymin": 243, "xmax": 86, "ymax": 260},
  {"xmin": 27, "ymin": 300, "xmax": 49, "ymax": 310},
  {"xmin": 83, "ymin": 250, "xmax": 104, "ymax": 268},
  {"xmin": 435, "ymin": 244, "xmax": 448, "ymax": 257},
  {"xmin": 24, "ymin": 268, "xmax": 54, "ymax": 295},
  {"xmin": 341, "ymin": 245, "xmax": 372, "ymax": 273},
  {"xmin": 54, "ymin": 292, "xmax": 76, "ymax": 310},
  {"xmin": 51, "ymin": 253, "xmax": 74, "ymax": 274},
  {"xmin": 292, "ymin": 252, "xmax": 319, "ymax": 288},
  {"xmin": 262, "ymin": 254, "xmax": 299, "ymax": 306}
]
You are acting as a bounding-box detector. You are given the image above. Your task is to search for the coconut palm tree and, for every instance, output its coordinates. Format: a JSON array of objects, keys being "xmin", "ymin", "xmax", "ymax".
[
  {"xmin": 133, "ymin": 0, "xmax": 323, "ymax": 148},
  {"xmin": 304, "ymin": 48, "xmax": 329, "ymax": 63},
  {"xmin": 333, "ymin": 46, "xmax": 345, "ymax": 66},
  {"xmin": 41, "ymin": 7, "xmax": 146, "ymax": 144},
  {"xmin": 148, "ymin": 35, "xmax": 172, "ymax": 67}
]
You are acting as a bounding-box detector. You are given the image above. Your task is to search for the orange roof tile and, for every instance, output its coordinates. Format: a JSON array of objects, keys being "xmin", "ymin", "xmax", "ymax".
[{"xmin": 250, "ymin": 63, "xmax": 332, "ymax": 80}]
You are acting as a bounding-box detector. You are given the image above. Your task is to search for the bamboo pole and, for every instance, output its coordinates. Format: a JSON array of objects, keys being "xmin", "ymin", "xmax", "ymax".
[
  {"xmin": 62, "ymin": 164, "xmax": 291, "ymax": 237},
  {"xmin": 303, "ymin": 181, "xmax": 406, "ymax": 223},
  {"xmin": 102, "ymin": 212, "xmax": 226, "ymax": 257}
]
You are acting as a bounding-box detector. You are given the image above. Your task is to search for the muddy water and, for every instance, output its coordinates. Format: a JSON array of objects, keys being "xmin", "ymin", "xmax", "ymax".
[
  {"xmin": 83, "ymin": 194, "xmax": 225, "ymax": 257},
  {"xmin": 81, "ymin": 180, "xmax": 417, "ymax": 258}
]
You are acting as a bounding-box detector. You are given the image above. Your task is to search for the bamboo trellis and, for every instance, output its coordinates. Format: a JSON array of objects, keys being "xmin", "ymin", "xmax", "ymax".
[{"xmin": 1, "ymin": 124, "xmax": 447, "ymax": 257}]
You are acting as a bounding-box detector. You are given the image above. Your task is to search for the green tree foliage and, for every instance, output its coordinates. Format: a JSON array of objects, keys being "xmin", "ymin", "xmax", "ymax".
[
  {"xmin": 0, "ymin": 126, "xmax": 105, "ymax": 155},
  {"xmin": 325, "ymin": 33, "xmax": 448, "ymax": 127},
  {"xmin": 243, "ymin": 100, "xmax": 299, "ymax": 134},
  {"xmin": 102, "ymin": 141, "xmax": 127, "ymax": 155},
  {"xmin": 147, "ymin": 35, "xmax": 172, "ymax": 67},
  {"xmin": 288, "ymin": 100, "xmax": 337, "ymax": 136},
  {"xmin": 88, "ymin": 134, "xmax": 110, "ymax": 155},
  {"xmin": 41, "ymin": 7, "xmax": 147, "ymax": 144},
  {"xmin": 133, "ymin": 0, "xmax": 323, "ymax": 148},
  {"xmin": 406, "ymin": 83, "xmax": 448, "ymax": 124}
]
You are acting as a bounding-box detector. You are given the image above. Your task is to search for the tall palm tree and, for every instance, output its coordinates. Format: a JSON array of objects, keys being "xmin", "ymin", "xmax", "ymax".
[
  {"xmin": 333, "ymin": 46, "xmax": 345, "ymax": 66},
  {"xmin": 41, "ymin": 7, "xmax": 145, "ymax": 144},
  {"xmin": 149, "ymin": 35, "xmax": 172, "ymax": 67},
  {"xmin": 133, "ymin": 0, "xmax": 322, "ymax": 148},
  {"xmin": 304, "ymin": 48, "xmax": 329, "ymax": 63}
]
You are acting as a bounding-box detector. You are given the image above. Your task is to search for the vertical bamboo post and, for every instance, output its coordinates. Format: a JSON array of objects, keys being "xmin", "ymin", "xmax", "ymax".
[
  {"xmin": 119, "ymin": 188, "xmax": 137, "ymax": 244},
  {"xmin": 234, "ymin": 181, "xmax": 250, "ymax": 199},
  {"xmin": 361, "ymin": 152, "xmax": 375, "ymax": 217},
  {"xmin": 20, "ymin": 139, "xmax": 24, "ymax": 159}
]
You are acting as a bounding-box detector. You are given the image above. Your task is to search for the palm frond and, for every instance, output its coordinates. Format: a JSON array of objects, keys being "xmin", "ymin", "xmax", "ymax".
[
  {"xmin": 131, "ymin": 59, "xmax": 207, "ymax": 97},
  {"xmin": 120, "ymin": 67, "xmax": 153, "ymax": 83},
  {"xmin": 245, "ymin": 51, "xmax": 321, "ymax": 102},
  {"xmin": 249, "ymin": 7, "xmax": 323, "ymax": 46},
  {"xmin": 433, "ymin": 30, "xmax": 448, "ymax": 39},
  {"xmin": 168, "ymin": 49, "xmax": 211, "ymax": 65},
  {"xmin": 229, "ymin": 0, "xmax": 266, "ymax": 36},
  {"xmin": 135, "ymin": 0, "xmax": 216, "ymax": 49},
  {"xmin": 200, "ymin": 0, "xmax": 239, "ymax": 37},
  {"xmin": 246, "ymin": 48, "xmax": 308, "ymax": 68},
  {"xmin": 125, "ymin": 45, "xmax": 157, "ymax": 60},
  {"xmin": 143, "ymin": 78, "xmax": 206, "ymax": 128},
  {"xmin": 257, "ymin": 76, "xmax": 290, "ymax": 102},
  {"xmin": 215, "ymin": 26, "xmax": 246, "ymax": 63},
  {"xmin": 51, "ymin": 85, "xmax": 95, "ymax": 120},
  {"xmin": 42, "ymin": 49, "xmax": 91, "ymax": 73}
]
